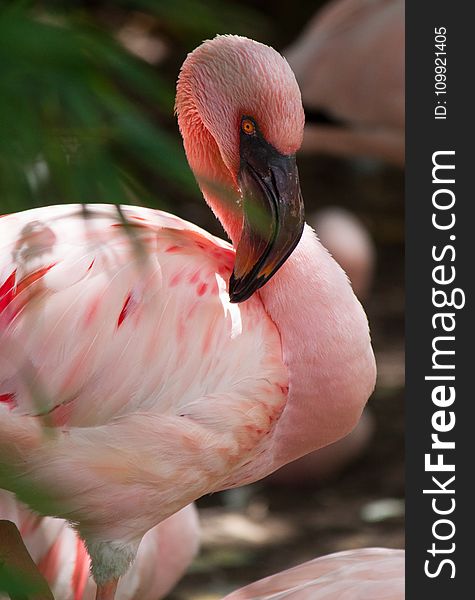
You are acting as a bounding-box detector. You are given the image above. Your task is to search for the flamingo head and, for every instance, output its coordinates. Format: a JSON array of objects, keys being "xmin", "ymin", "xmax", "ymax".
[{"xmin": 176, "ymin": 35, "xmax": 305, "ymax": 302}]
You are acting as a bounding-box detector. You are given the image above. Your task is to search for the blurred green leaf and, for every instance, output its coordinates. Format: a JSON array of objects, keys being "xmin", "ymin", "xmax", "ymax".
[
  {"xmin": 0, "ymin": 562, "xmax": 44, "ymax": 598},
  {"xmin": 122, "ymin": 0, "xmax": 268, "ymax": 41},
  {"xmin": 0, "ymin": 1, "xmax": 207, "ymax": 213},
  {"xmin": 0, "ymin": 0, "xmax": 268, "ymax": 215}
]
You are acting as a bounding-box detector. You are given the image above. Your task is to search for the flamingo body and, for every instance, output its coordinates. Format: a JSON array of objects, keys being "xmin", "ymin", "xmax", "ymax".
[
  {"xmin": 0, "ymin": 35, "xmax": 376, "ymax": 593},
  {"xmin": 0, "ymin": 203, "xmax": 286, "ymax": 543},
  {"xmin": 224, "ymin": 548, "xmax": 404, "ymax": 600},
  {"xmin": 286, "ymin": 0, "xmax": 404, "ymax": 164}
]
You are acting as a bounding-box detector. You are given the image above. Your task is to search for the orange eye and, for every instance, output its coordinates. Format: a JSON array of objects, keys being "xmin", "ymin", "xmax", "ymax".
[{"xmin": 242, "ymin": 119, "xmax": 256, "ymax": 135}]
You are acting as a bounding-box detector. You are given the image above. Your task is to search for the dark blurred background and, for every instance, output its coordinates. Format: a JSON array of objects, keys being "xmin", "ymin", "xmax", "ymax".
[{"xmin": 0, "ymin": 1, "xmax": 404, "ymax": 598}]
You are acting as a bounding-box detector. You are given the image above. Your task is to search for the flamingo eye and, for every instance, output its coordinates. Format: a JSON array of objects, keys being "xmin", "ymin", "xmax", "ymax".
[{"xmin": 242, "ymin": 119, "xmax": 256, "ymax": 135}]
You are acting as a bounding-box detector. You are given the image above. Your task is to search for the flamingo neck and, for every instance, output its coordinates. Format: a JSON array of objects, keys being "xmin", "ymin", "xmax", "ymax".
[
  {"xmin": 180, "ymin": 112, "xmax": 243, "ymax": 245},
  {"xmin": 256, "ymin": 225, "xmax": 376, "ymax": 471}
]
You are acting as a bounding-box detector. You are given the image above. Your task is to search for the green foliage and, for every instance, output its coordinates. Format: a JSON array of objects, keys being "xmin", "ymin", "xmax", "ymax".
[
  {"xmin": 0, "ymin": 1, "xmax": 194, "ymax": 212},
  {"xmin": 0, "ymin": 1, "xmax": 267, "ymax": 215},
  {"xmin": 0, "ymin": 562, "xmax": 45, "ymax": 599},
  {"xmin": 117, "ymin": 0, "xmax": 267, "ymax": 43}
]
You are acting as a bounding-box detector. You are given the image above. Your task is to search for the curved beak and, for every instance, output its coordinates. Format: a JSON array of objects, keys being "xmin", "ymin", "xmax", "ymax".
[{"xmin": 229, "ymin": 139, "xmax": 305, "ymax": 303}]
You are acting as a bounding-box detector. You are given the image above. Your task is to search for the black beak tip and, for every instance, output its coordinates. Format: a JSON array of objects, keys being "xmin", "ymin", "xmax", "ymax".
[
  {"xmin": 228, "ymin": 273, "xmax": 243, "ymax": 303},
  {"xmin": 229, "ymin": 272, "xmax": 268, "ymax": 304}
]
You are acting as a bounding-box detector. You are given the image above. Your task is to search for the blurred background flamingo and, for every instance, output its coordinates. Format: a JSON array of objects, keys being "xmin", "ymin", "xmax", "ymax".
[
  {"xmin": 311, "ymin": 208, "xmax": 376, "ymax": 301},
  {"xmin": 224, "ymin": 547, "xmax": 404, "ymax": 599},
  {"xmin": 285, "ymin": 0, "xmax": 404, "ymax": 165}
]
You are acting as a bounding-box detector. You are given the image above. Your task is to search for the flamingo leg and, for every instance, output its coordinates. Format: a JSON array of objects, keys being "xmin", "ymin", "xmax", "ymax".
[{"xmin": 95, "ymin": 579, "xmax": 118, "ymax": 600}]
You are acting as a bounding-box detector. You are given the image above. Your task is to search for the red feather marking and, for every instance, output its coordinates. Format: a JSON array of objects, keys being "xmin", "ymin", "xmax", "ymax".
[
  {"xmin": 197, "ymin": 282, "xmax": 208, "ymax": 296},
  {"xmin": 72, "ymin": 538, "xmax": 90, "ymax": 600},
  {"xmin": 117, "ymin": 293, "xmax": 132, "ymax": 327},
  {"xmin": 218, "ymin": 265, "xmax": 231, "ymax": 277},
  {"xmin": 0, "ymin": 270, "xmax": 16, "ymax": 314},
  {"xmin": 15, "ymin": 263, "xmax": 57, "ymax": 296},
  {"xmin": 37, "ymin": 535, "xmax": 62, "ymax": 584},
  {"xmin": 0, "ymin": 264, "xmax": 56, "ymax": 321},
  {"xmin": 111, "ymin": 222, "xmax": 148, "ymax": 229},
  {"xmin": 170, "ymin": 273, "xmax": 182, "ymax": 287},
  {"xmin": 19, "ymin": 513, "xmax": 43, "ymax": 536},
  {"xmin": 189, "ymin": 271, "xmax": 200, "ymax": 284},
  {"xmin": 84, "ymin": 295, "xmax": 101, "ymax": 327},
  {"xmin": 0, "ymin": 393, "xmax": 16, "ymax": 409}
]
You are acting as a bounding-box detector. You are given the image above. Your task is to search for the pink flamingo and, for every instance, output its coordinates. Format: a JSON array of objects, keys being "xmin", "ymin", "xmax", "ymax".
[
  {"xmin": 0, "ymin": 35, "xmax": 376, "ymax": 599},
  {"xmin": 285, "ymin": 0, "xmax": 404, "ymax": 165},
  {"xmin": 0, "ymin": 491, "xmax": 199, "ymax": 600},
  {"xmin": 223, "ymin": 547, "xmax": 404, "ymax": 599}
]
